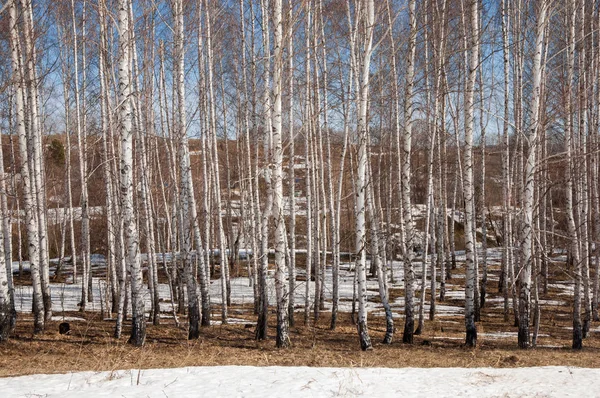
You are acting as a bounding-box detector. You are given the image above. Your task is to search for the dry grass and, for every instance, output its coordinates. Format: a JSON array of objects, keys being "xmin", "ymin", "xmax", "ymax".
[{"xmin": 2, "ymin": 304, "xmax": 600, "ymax": 378}]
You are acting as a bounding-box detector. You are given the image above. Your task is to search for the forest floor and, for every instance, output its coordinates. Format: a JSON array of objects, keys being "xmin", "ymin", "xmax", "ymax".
[
  {"xmin": 2, "ymin": 307, "xmax": 600, "ymax": 378},
  {"xmin": 3, "ymin": 248, "xmax": 600, "ymax": 377}
]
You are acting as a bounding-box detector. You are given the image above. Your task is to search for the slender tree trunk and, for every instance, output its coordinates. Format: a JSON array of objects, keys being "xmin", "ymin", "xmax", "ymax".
[
  {"xmin": 10, "ymin": 0, "xmax": 44, "ymax": 334},
  {"xmin": 518, "ymin": 0, "xmax": 548, "ymax": 349},
  {"xmin": 478, "ymin": 55, "xmax": 488, "ymax": 311},
  {"xmin": 194, "ymin": 8, "xmax": 211, "ymax": 327},
  {"xmin": 21, "ymin": 0, "xmax": 51, "ymax": 321},
  {"xmin": 204, "ymin": 0, "xmax": 229, "ymax": 322},
  {"xmin": 238, "ymin": 0, "xmax": 260, "ymax": 317},
  {"xmin": 501, "ymin": 0, "xmax": 511, "ymax": 322},
  {"xmin": 0, "ymin": 131, "xmax": 10, "ymax": 339},
  {"xmin": 256, "ymin": 0, "xmax": 273, "ymax": 340},
  {"xmin": 118, "ymin": 0, "xmax": 145, "ymax": 346},
  {"xmin": 98, "ymin": 0, "xmax": 119, "ymax": 315},
  {"xmin": 367, "ymin": 153, "xmax": 393, "ymax": 343},
  {"xmin": 462, "ymin": 0, "xmax": 480, "ymax": 348},
  {"xmin": 401, "ymin": 0, "xmax": 417, "ymax": 345},
  {"xmin": 271, "ymin": 0, "xmax": 289, "ymax": 347},
  {"xmin": 577, "ymin": 0, "xmax": 591, "ymax": 339},
  {"xmin": 174, "ymin": 0, "xmax": 202, "ymax": 338},
  {"xmin": 355, "ymin": 0, "xmax": 375, "ymax": 351},
  {"xmin": 564, "ymin": 0, "xmax": 582, "ymax": 350},
  {"xmin": 286, "ymin": 0, "xmax": 297, "ymax": 327},
  {"xmin": 70, "ymin": 0, "xmax": 90, "ymax": 312}
]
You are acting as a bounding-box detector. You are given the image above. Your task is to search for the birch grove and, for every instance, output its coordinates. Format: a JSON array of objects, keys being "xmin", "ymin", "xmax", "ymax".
[{"xmin": 0, "ymin": 0, "xmax": 598, "ymax": 354}]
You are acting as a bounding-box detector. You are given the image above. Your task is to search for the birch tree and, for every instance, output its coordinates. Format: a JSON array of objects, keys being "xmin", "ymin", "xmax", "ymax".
[
  {"xmin": 564, "ymin": 0, "xmax": 582, "ymax": 349},
  {"xmin": 204, "ymin": 0, "xmax": 229, "ymax": 322},
  {"xmin": 255, "ymin": 0, "xmax": 273, "ymax": 339},
  {"xmin": 462, "ymin": 0, "xmax": 479, "ymax": 347},
  {"xmin": 286, "ymin": 0, "xmax": 296, "ymax": 327},
  {"xmin": 401, "ymin": 0, "xmax": 417, "ymax": 345},
  {"xmin": 500, "ymin": 0, "xmax": 512, "ymax": 323},
  {"xmin": 0, "ymin": 150, "xmax": 9, "ymax": 339},
  {"xmin": 98, "ymin": 0, "xmax": 119, "ymax": 315},
  {"xmin": 354, "ymin": 0, "xmax": 375, "ymax": 351},
  {"xmin": 173, "ymin": 0, "xmax": 204, "ymax": 338},
  {"xmin": 118, "ymin": 0, "xmax": 145, "ymax": 346},
  {"xmin": 271, "ymin": 0, "xmax": 289, "ymax": 348},
  {"xmin": 70, "ymin": 0, "xmax": 91, "ymax": 311},
  {"xmin": 518, "ymin": 0, "xmax": 549, "ymax": 349},
  {"xmin": 10, "ymin": 0, "xmax": 44, "ymax": 334}
]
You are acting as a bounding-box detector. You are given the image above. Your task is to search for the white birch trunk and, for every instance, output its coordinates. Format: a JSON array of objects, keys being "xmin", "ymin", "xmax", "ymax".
[
  {"xmin": 194, "ymin": 10, "xmax": 212, "ymax": 326},
  {"xmin": 173, "ymin": 0, "xmax": 202, "ymax": 338},
  {"xmin": 118, "ymin": 0, "xmax": 145, "ymax": 346},
  {"xmin": 286, "ymin": 0, "xmax": 296, "ymax": 327},
  {"xmin": 304, "ymin": 3, "xmax": 313, "ymax": 324},
  {"xmin": 462, "ymin": 0, "xmax": 479, "ymax": 347},
  {"xmin": 501, "ymin": 0, "xmax": 512, "ymax": 323},
  {"xmin": 238, "ymin": 0, "xmax": 260, "ymax": 317},
  {"xmin": 401, "ymin": 0, "xmax": 417, "ymax": 345},
  {"xmin": 577, "ymin": 0, "xmax": 591, "ymax": 338},
  {"xmin": 69, "ymin": 0, "xmax": 91, "ymax": 311},
  {"xmin": 518, "ymin": 0, "xmax": 548, "ymax": 349},
  {"xmin": 21, "ymin": 0, "xmax": 51, "ymax": 321},
  {"xmin": 367, "ymin": 154, "xmax": 393, "ymax": 343},
  {"xmin": 204, "ymin": 0, "xmax": 229, "ymax": 322},
  {"xmin": 332, "ymin": 0, "xmax": 357, "ymax": 329},
  {"xmin": 565, "ymin": 0, "xmax": 582, "ymax": 349},
  {"xmin": 255, "ymin": 0, "xmax": 273, "ymax": 339},
  {"xmin": 98, "ymin": 0, "xmax": 119, "ymax": 315},
  {"xmin": 355, "ymin": 0, "xmax": 374, "ymax": 351},
  {"xmin": 10, "ymin": 0, "xmax": 44, "ymax": 334},
  {"xmin": 0, "ymin": 137, "xmax": 9, "ymax": 339},
  {"xmin": 271, "ymin": 0, "xmax": 289, "ymax": 347}
]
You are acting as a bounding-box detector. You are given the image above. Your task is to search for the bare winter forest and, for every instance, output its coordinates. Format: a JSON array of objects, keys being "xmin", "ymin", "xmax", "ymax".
[{"xmin": 1, "ymin": 0, "xmax": 600, "ymax": 380}]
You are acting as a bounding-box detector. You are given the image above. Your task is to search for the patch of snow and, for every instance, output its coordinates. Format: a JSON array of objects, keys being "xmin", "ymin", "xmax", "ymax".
[
  {"xmin": 50, "ymin": 316, "xmax": 86, "ymax": 322},
  {"xmin": 1, "ymin": 366, "xmax": 598, "ymax": 398}
]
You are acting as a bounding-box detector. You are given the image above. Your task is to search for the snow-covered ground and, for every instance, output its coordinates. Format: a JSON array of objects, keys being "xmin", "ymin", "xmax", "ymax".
[
  {"xmin": 13, "ymin": 246, "xmax": 577, "ymax": 347},
  {"xmin": 1, "ymin": 365, "xmax": 598, "ymax": 397},
  {"xmin": 12, "ymin": 246, "xmax": 573, "ymax": 327},
  {"xmin": 12, "ymin": 253, "xmax": 465, "ymax": 320}
]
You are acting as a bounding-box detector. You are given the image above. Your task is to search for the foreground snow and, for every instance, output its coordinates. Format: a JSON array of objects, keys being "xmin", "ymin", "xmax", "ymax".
[{"xmin": 2, "ymin": 365, "xmax": 599, "ymax": 397}]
